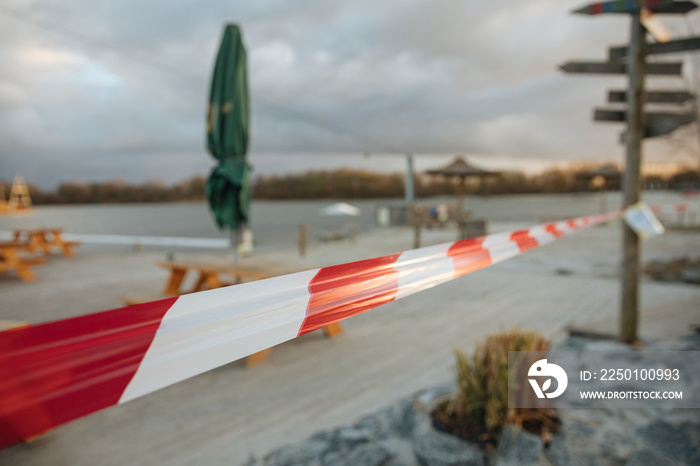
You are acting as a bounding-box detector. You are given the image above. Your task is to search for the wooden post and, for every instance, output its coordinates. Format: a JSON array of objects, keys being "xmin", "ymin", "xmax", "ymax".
[
  {"xmin": 620, "ymin": 9, "xmax": 646, "ymax": 345},
  {"xmin": 349, "ymin": 217, "xmax": 356, "ymax": 244},
  {"xmin": 230, "ymin": 227, "xmax": 241, "ymax": 263},
  {"xmin": 413, "ymin": 222, "xmax": 421, "ymax": 249},
  {"xmin": 245, "ymin": 348, "xmax": 271, "ymax": 367},
  {"xmin": 298, "ymin": 222, "xmax": 307, "ymax": 257},
  {"xmin": 405, "ymin": 153, "xmax": 415, "ymax": 204},
  {"xmin": 457, "ymin": 177, "xmax": 465, "ymax": 222},
  {"xmin": 323, "ymin": 322, "xmax": 343, "ymax": 337}
]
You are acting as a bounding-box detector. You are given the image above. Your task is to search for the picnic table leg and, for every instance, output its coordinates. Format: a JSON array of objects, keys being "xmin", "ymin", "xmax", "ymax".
[
  {"xmin": 190, "ymin": 272, "xmax": 223, "ymax": 293},
  {"xmin": 23, "ymin": 234, "xmax": 38, "ymax": 254},
  {"xmin": 34, "ymin": 233, "xmax": 51, "ymax": 255},
  {"xmin": 163, "ymin": 267, "xmax": 187, "ymax": 296},
  {"xmin": 204, "ymin": 272, "xmax": 223, "ymax": 290},
  {"xmin": 245, "ymin": 348, "xmax": 272, "ymax": 367},
  {"xmin": 0, "ymin": 247, "xmax": 36, "ymax": 282},
  {"xmin": 14, "ymin": 263, "xmax": 36, "ymax": 282},
  {"xmin": 56, "ymin": 238, "xmax": 75, "ymax": 258},
  {"xmin": 323, "ymin": 322, "xmax": 343, "ymax": 338},
  {"xmin": 61, "ymin": 245, "xmax": 75, "ymax": 258},
  {"xmin": 191, "ymin": 274, "xmax": 208, "ymax": 293},
  {"xmin": 49, "ymin": 231, "xmax": 76, "ymax": 258},
  {"xmin": 42, "ymin": 240, "xmax": 52, "ymax": 255}
]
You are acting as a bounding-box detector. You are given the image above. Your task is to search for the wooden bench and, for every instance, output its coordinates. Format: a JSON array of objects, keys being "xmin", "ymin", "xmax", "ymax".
[
  {"xmin": 121, "ymin": 257, "xmax": 343, "ymax": 367},
  {"xmin": 0, "ymin": 242, "xmax": 46, "ymax": 281},
  {"xmin": 13, "ymin": 228, "xmax": 81, "ymax": 258}
]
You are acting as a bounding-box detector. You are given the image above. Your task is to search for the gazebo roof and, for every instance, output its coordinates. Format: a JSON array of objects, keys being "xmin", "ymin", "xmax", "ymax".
[{"xmin": 426, "ymin": 156, "xmax": 498, "ymax": 178}]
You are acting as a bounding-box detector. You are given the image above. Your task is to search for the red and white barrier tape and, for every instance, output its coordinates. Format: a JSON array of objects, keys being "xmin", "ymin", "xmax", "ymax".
[
  {"xmin": 0, "ymin": 211, "xmax": 621, "ymax": 448},
  {"xmin": 650, "ymin": 203, "xmax": 700, "ymax": 214}
]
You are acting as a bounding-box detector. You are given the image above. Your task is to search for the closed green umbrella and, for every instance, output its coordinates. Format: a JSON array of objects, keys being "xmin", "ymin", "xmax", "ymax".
[{"xmin": 205, "ymin": 24, "xmax": 251, "ymax": 252}]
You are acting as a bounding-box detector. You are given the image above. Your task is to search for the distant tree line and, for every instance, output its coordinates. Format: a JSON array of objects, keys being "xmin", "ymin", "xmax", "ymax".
[
  {"xmin": 21, "ymin": 177, "xmax": 207, "ymax": 205},
  {"xmin": 5, "ymin": 166, "xmax": 698, "ymax": 205},
  {"xmin": 251, "ymin": 166, "xmax": 700, "ymax": 199}
]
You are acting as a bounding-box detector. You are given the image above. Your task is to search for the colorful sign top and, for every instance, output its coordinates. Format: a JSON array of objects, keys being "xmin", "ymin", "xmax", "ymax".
[{"xmin": 574, "ymin": 0, "xmax": 697, "ymax": 14}]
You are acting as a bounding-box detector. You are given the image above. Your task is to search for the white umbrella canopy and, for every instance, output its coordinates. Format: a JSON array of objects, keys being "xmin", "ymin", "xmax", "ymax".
[{"xmin": 319, "ymin": 202, "xmax": 360, "ymax": 217}]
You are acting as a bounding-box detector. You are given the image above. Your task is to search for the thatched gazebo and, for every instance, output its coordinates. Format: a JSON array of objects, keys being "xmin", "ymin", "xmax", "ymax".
[{"xmin": 426, "ymin": 156, "xmax": 499, "ymax": 218}]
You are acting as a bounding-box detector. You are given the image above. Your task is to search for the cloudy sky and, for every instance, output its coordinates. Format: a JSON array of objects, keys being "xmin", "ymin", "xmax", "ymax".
[{"xmin": 2, "ymin": 0, "xmax": 700, "ymax": 188}]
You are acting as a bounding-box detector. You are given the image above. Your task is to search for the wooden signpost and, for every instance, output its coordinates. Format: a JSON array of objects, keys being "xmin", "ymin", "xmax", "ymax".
[
  {"xmin": 594, "ymin": 109, "xmax": 695, "ymax": 124},
  {"xmin": 607, "ymin": 89, "xmax": 694, "ymax": 103},
  {"xmin": 609, "ymin": 37, "xmax": 700, "ymax": 60},
  {"xmin": 564, "ymin": 0, "xmax": 699, "ymax": 344},
  {"xmin": 559, "ymin": 61, "xmax": 682, "ymax": 75},
  {"xmin": 595, "ymin": 109, "xmax": 696, "ymax": 139},
  {"xmin": 574, "ymin": 0, "xmax": 697, "ymax": 14}
]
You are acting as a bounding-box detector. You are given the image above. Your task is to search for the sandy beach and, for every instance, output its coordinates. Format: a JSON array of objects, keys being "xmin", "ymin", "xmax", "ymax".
[{"xmin": 1, "ymin": 195, "xmax": 699, "ymax": 465}]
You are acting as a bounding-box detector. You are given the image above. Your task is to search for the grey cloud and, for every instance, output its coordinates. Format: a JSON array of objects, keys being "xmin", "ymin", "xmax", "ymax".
[{"xmin": 1, "ymin": 0, "xmax": 699, "ymax": 188}]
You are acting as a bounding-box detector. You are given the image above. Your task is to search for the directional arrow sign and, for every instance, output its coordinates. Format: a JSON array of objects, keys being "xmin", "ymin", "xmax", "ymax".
[
  {"xmin": 574, "ymin": 0, "xmax": 697, "ymax": 15},
  {"xmin": 620, "ymin": 116, "xmax": 696, "ymax": 140},
  {"xmin": 594, "ymin": 109, "xmax": 628, "ymax": 121},
  {"xmin": 645, "ymin": 113, "xmax": 696, "ymax": 137},
  {"xmin": 560, "ymin": 61, "xmax": 682, "ymax": 75},
  {"xmin": 594, "ymin": 109, "xmax": 696, "ymax": 124},
  {"xmin": 609, "ymin": 37, "xmax": 700, "ymax": 60},
  {"xmin": 595, "ymin": 109, "xmax": 696, "ymax": 138},
  {"xmin": 608, "ymin": 90, "xmax": 694, "ymax": 103}
]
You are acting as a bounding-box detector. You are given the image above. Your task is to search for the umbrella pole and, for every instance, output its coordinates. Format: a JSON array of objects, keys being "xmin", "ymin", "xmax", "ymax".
[{"xmin": 230, "ymin": 227, "xmax": 241, "ymax": 263}]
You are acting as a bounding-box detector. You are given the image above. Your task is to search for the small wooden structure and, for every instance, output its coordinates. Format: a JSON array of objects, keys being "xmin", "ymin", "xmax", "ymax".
[
  {"xmin": 419, "ymin": 157, "xmax": 496, "ymax": 245},
  {"xmin": 425, "ymin": 156, "xmax": 499, "ymax": 218},
  {"xmin": 1, "ymin": 175, "xmax": 33, "ymax": 216}
]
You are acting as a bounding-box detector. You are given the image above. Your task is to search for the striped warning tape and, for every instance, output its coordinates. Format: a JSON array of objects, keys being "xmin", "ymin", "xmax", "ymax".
[
  {"xmin": 0, "ymin": 211, "xmax": 620, "ymax": 448},
  {"xmin": 650, "ymin": 203, "xmax": 700, "ymax": 214}
]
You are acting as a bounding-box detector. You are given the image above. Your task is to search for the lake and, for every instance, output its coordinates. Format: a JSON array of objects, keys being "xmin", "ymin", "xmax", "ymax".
[{"xmin": 0, "ymin": 191, "xmax": 690, "ymax": 252}]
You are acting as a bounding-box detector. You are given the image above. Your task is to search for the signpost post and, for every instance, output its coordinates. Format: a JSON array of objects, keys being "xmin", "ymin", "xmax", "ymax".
[
  {"xmin": 405, "ymin": 153, "xmax": 415, "ymax": 205},
  {"xmin": 564, "ymin": 0, "xmax": 699, "ymax": 344},
  {"xmin": 573, "ymin": 0, "xmax": 697, "ymax": 15},
  {"xmin": 621, "ymin": 8, "xmax": 646, "ymax": 345}
]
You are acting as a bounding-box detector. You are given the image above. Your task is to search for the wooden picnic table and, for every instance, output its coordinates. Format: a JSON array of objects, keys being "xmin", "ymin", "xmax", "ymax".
[
  {"xmin": 121, "ymin": 256, "xmax": 343, "ymax": 367},
  {"xmin": 156, "ymin": 257, "xmax": 311, "ymax": 295},
  {"xmin": 13, "ymin": 228, "xmax": 81, "ymax": 258},
  {"xmin": 0, "ymin": 241, "xmax": 45, "ymax": 281}
]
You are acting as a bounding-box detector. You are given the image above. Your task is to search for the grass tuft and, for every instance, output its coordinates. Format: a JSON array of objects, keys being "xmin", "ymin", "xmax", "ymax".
[{"xmin": 433, "ymin": 329, "xmax": 559, "ymax": 444}]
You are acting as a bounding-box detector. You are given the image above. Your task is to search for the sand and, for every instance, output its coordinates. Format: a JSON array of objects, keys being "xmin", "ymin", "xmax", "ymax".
[{"xmin": 1, "ymin": 210, "xmax": 699, "ymax": 465}]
